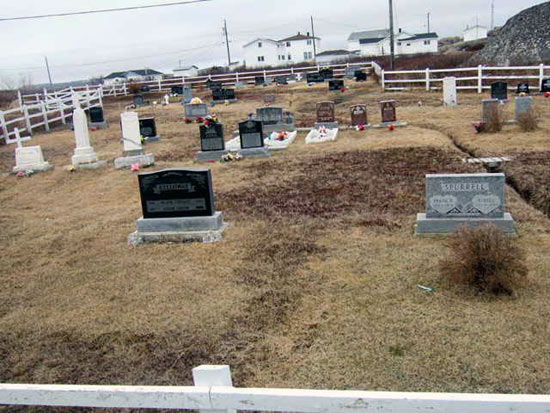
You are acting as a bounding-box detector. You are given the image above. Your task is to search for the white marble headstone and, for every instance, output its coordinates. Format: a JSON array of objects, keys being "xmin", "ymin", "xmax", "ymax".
[
  {"xmin": 443, "ymin": 77, "xmax": 457, "ymax": 106},
  {"xmin": 121, "ymin": 112, "xmax": 142, "ymax": 153},
  {"xmin": 72, "ymin": 108, "xmax": 98, "ymax": 165}
]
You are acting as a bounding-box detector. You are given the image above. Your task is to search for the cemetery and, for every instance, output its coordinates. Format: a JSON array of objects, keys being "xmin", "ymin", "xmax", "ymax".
[{"xmin": 2, "ymin": 74, "xmax": 550, "ymax": 401}]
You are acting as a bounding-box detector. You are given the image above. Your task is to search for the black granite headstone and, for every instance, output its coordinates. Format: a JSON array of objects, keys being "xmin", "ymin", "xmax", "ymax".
[
  {"xmin": 256, "ymin": 107, "xmax": 284, "ymax": 125},
  {"xmin": 238, "ymin": 120, "xmax": 264, "ymax": 149},
  {"xmin": 491, "ymin": 82, "xmax": 508, "ymax": 100},
  {"xmin": 138, "ymin": 169, "xmax": 216, "ymax": 219},
  {"xmin": 275, "ymin": 76, "xmax": 288, "ymax": 85},
  {"xmin": 139, "ymin": 117, "xmax": 157, "ymax": 138},
  {"xmin": 355, "ymin": 71, "xmax": 367, "ymax": 81},
  {"xmin": 199, "ymin": 122, "xmax": 225, "ymax": 152},
  {"xmin": 319, "ymin": 68, "xmax": 334, "ymax": 80},
  {"xmin": 212, "ymin": 88, "xmax": 235, "ymax": 101},
  {"xmin": 89, "ymin": 106, "xmax": 105, "ymax": 123},
  {"xmin": 517, "ymin": 83, "xmax": 530, "ymax": 95},
  {"xmin": 307, "ymin": 72, "xmax": 325, "ymax": 83},
  {"xmin": 206, "ymin": 80, "xmax": 223, "ymax": 90},
  {"xmin": 329, "ymin": 80, "xmax": 344, "ymax": 91},
  {"xmin": 255, "ymin": 76, "xmax": 265, "ymax": 86},
  {"xmin": 541, "ymin": 79, "xmax": 550, "ymax": 93},
  {"xmin": 171, "ymin": 86, "xmax": 184, "ymax": 95}
]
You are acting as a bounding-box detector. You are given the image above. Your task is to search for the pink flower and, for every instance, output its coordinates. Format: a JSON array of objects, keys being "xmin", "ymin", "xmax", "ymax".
[
  {"xmin": 388, "ymin": 124, "xmax": 395, "ymax": 131},
  {"xmin": 356, "ymin": 124, "xmax": 365, "ymax": 131},
  {"xmin": 131, "ymin": 163, "xmax": 140, "ymax": 172},
  {"xmin": 16, "ymin": 171, "xmax": 25, "ymax": 177}
]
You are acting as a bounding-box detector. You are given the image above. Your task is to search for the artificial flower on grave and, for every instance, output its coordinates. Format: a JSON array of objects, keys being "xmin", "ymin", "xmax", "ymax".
[
  {"xmin": 90, "ymin": 126, "xmax": 98, "ymax": 132},
  {"xmin": 16, "ymin": 171, "xmax": 26, "ymax": 178},
  {"xmin": 224, "ymin": 100, "xmax": 230, "ymax": 105},
  {"xmin": 196, "ymin": 116, "xmax": 204, "ymax": 123},
  {"xmin": 545, "ymin": 92, "xmax": 550, "ymax": 98},
  {"xmin": 211, "ymin": 114, "xmax": 219, "ymax": 123},
  {"xmin": 67, "ymin": 165, "xmax": 76, "ymax": 173},
  {"xmin": 272, "ymin": 131, "xmax": 287, "ymax": 141},
  {"xmin": 131, "ymin": 163, "xmax": 140, "ymax": 172},
  {"xmin": 356, "ymin": 124, "xmax": 366, "ymax": 131},
  {"xmin": 140, "ymin": 136, "xmax": 146, "ymax": 144},
  {"xmin": 185, "ymin": 117, "xmax": 193, "ymax": 124},
  {"xmin": 190, "ymin": 97, "xmax": 203, "ymax": 105},
  {"xmin": 340, "ymin": 87, "xmax": 346, "ymax": 92},
  {"xmin": 388, "ymin": 124, "xmax": 396, "ymax": 131},
  {"xmin": 472, "ymin": 121, "xmax": 485, "ymax": 134},
  {"xmin": 519, "ymin": 92, "xmax": 527, "ymax": 97}
]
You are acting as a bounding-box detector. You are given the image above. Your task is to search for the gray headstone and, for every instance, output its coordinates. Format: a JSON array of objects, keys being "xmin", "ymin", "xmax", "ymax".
[
  {"xmin": 482, "ymin": 99, "xmax": 499, "ymax": 123},
  {"xmin": 515, "ymin": 96, "xmax": 533, "ymax": 121},
  {"xmin": 185, "ymin": 104, "xmax": 208, "ymax": 119},
  {"xmin": 256, "ymin": 107, "xmax": 284, "ymax": 125},
  {"xmin": 183, "ymin": 88, "xmax": 193, "ymax": 104}
]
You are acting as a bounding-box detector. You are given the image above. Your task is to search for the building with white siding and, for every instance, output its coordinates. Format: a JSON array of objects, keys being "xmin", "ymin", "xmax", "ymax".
[
  {"xmin": 243, "ymin": 32, "xmax": 320, "ymax": 68},
  {"xmin": 347, "ymin": 29, "xmax": 438, "ymax": 57},
  {"xmin": 463, "ymin": 25, "xmax": 488, "ymax": 42}
]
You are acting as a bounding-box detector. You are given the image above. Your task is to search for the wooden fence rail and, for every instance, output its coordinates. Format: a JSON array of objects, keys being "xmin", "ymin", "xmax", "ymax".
[
  {"xmin": 381, "ymin": 63, "xmax": 549, "ymax": 92},
  {"xmin": 1, "ymin": 365, "xmax": 550, "ymax": 411}
]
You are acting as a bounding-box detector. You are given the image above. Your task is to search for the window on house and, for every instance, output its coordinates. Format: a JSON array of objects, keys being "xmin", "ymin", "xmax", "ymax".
[
  {"xmin": 288, "ymin": 54, "xmax": 291, "ymax": 60},
  {"xmin": 397, "ymin": 42, "xmax": 402, "ymax": 46},
  {"xmin": 257, "ymin": 56, "xmax": 265, "ymax": 62},
  {"xmin": 406, "ymin": 43, "xmax": 411, "ymax": 46},
  {"xmin": 308, "ymin": 52, "xmax": 313, "ymax": 59},
  {"xmin": 281, "ymin": 55, "xmax": 285, "ymax": 60},
  {"xmin": 424, "ymin": 40, "xmax": 431, "ymax": 45},
  {"xmin": 304, "ymin": 52, "xmax": 308, "ymax": 59},
  {"xmin": 258, "ymin": 42, "xmax": 262, "ymax": 48},
  {"xmin": 307, "ymin": 39, "xmax": 312, "ymax": 45},
  {"xmin": 286, "ymin": 42, "xmax": 291, "ymax": 47}
]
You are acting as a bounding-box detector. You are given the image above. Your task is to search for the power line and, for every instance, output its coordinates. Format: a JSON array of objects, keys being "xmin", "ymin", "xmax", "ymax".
[{"xmin": 0, "ymin": 0, "xmax": 211, "ymax": 22}]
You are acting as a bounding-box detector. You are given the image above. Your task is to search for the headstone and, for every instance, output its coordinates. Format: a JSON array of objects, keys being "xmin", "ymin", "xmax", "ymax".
[
  {"xmin": 264, "ymin": 94, "xmax": 275, "ymax": 105},
  {"xmin": 115, "ymin": 112, "xmax": 155, "ymax": 169},
  {"xmin": 541, "ymin": 78, "xmax": 550, "ymax": 93},
  {"xmin": 71, "ymin": 108, "xmax": 101, "ymax": 167},
  {"xmin": 415, "ymin": 173, "xmax": 516, "ymax": 235},
  {"xmin": 212, "ymin": 88, "xmax": 236, "ymax": 102},
  {"xmin": 11, "ymin": 128, "xmax": 53, "ymax": 173},
  {"xmin": 206, "ymin": 80, "xmax": 222, "ymax": 90},
  {"xmin": 329, "ymin": 80, "xmax": 344, "ymax": 91},
  {"xmin": 133, "ymin": 95, "xmax": 145, "ymax": 107},
  {"xmin": 89, "ymin": 106, "xmax": 105, "ymax": 123},
  {"xmin": 517, "ymin": 83, "xmax": 530, "ymax": 95},
  {"xmin": 275, "ymin": 76, "xmax": 288, "ymax": 85},
  {"xmin": 182, "ymin": 87, "xmax": 193, "ymax": 104},
  {"xmin": 200, "ymin": 122, "xmax": 225, "ymax": 151},
  {"xmin": 163, "ymin": 94, "xmax": 170, "ymax": 105},
  {"xmin": 307, "ymin": 72, "xmax": 325, "ymax": 83},
  {"xmin": 443, "ymin": 77, "xmax": 457, "ymax": 106},
  {"xmin": 491, "ymin": 82, "xmax": 508, "ymax": 100},
  {"xmin": 380, "ymin": 100, "xmax": 397, "ymax": 123},
  {"xmin": 128, "ymin": 168, "xmax": 227, "ymax": 244},
  {"xmin": 354, "ymin": 70, "xmax": 367, "ymax": 81},
  {"xmin": 345, "ymin": 67, "xmax": 356, "ymax": 78},
  {"xmin": 287, "ymin": 74, "xmax": 298, "ymax": 83},
  {"xmin": 515, "ymin": 96, "xmax": 534, "ymax": 121},
  {"xmin": 256, "ymin": 107, "xmax": 284, "ymax": 125},
  {"xmin": 350, "ymin": 104, "xmax": 368, "ymax": 126},
  {"xmin": 235, "ymin": 81, "xmax": 245, "ymax": 89},
  {"xmin": 139, "ymin": 117, "xmax": 160, "ymax": 141},
  {"xmin": 482, "ymin": 99, "xmax": 499, "ymax": 123},
  {"xmin": 120, "ymin": 112, "xmax": 143, "ymax": 155},
  {"xmin": 239, "ymin": 120, "xmax": 264, "ymax": 149},
  {"xmin": 171, "ymin": 86, "xmax": 184, "ymax": 95},
  {"xmin": 185, "ymin": 103, "xmax": 208, "ymax": 120},
  {"xmin": 255, "ymin": 76, "xmax": 265, "ymax": 86},
  {"xmin": 319, "ymin": 68, "xmax": 334, "ymax": 80},
  {"xmin": 316, "ymin": 101, "xmax": 335, "ymax": 123}
]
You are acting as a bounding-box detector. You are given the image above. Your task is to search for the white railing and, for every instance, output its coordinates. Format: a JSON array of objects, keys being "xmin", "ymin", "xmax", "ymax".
[
  {"xmin": 1, "ymin": 365, "xmax": 550, "ymax": 411},
  {"xmin": 2, "ymin": 89, "xmax": 102, "ymax": 141},
  {"xmin": 380, "ymin": 63, "xmax": 549, "ymax": 92}
]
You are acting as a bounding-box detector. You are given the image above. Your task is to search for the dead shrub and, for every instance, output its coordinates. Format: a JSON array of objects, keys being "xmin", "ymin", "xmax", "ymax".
[
  {"xmin": 440, "ymin": 224, "xmax": 528, "ymax": 295},
  {"xmin": 532, "ymin": 187, "xmax": 550, "ymax": 216},
  {"xmin": 482, "ymin": 107, "xmax": 503, "ymax": 133},
  {"xmin": 517, "ymin": 110, "xmax": 538, "ymax": 132}
]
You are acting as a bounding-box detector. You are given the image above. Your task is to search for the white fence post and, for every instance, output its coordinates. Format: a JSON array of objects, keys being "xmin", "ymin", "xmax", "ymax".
[
  {"xmin": 158, "ymin": 78, "xmax": 162, "ymax": 91},
  {"xmin": 425, "ymin": 68, "xmax": 430, "ymax": 91},
  {"xmin": 193, "ymin": 365, "xmax": 234, "ymax": 413},
  {"xmin": 263, "ymin": 69, "xmax": 267, "ymax": 81},
  {"xmin": 17, "ymin": 90, "xmax": 22, "ymax": 107},
  {"xmin": 40, "ymin": 101, "xmax": 50, "ymax": 131},
  {"xmin": 381, "ymin": 69, "xmax": 385, "ymax": 89},
  {"xmin": 59, "ymin": 100, "xmax": 66, "ymax": 125},
  {"xmin": 539, "ymin": 63, "xmax": 544, "ymax": 91},
  {"xmin": 0, "ymin": 110, "xmax": 8, "ymax": 140},
  {"xmin": 477, "ymin": 65, "xmax": 483, "ymax": 94},
  {"xmin": 22, "ymin": 105, "xmax": 32, "ymax": 135},
  {"xmin": 291, "ymin": 66, "xmax": 294, "ymax": 74},
  {"xmin": 235, "ymin": 72, "xmax": 239, "ymax": 83}
]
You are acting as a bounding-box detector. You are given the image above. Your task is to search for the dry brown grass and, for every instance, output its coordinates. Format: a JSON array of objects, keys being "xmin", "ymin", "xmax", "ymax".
[
  {"xmin": 517, "ymin": 110, "xmax": 538, "ymax": 132},
  {"xmin": 440, "ymin": 224, "xmax": 528, "ymax": 295},
  {"xmin": 1, "ymin": 80, "xmax": 550, "ymax": 403}
]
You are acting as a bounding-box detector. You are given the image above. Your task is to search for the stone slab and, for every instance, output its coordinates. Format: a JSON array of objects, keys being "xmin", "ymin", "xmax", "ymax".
[
  {"xmin": 128, "ymin": 225, "xmax": 227, "ymax": 245},
  {"xmin": 137, "ymin": 212, "xmax": 224, "ymax": 232},
  {"xmin": 415, "ymin": 213, "xmax": 516, "ymax": 236},
  {"xmin": 372, "ymin": 121, "xmax": 408, "ymax": 129},
  {"xmin": 13, "ymin": 163, "xmax": 53, "ymax": 173},
  {"xmin": 144, "ymin": 136, "xmax": 161, "ymax": 143},
  {"xmin": 306, "ymin": 128, "xmax": 339, "ymax": 144},
  {"xmin": 315, "ymin": 122, "xmax": 339, "ymax": 130},
  {"xmin": 235, "ymin": 147, "xmax": 270, "ymax": 158},
  {"xmin": 114, "ymin": 153, "xmax": 155, "ymax": 169},
  {"xmin": 195, "ymin": 150, "xmax": 229, "ymax": 162},
  {"xmin": 89, "ymin": 121, "xmax": 108, "ymax": 129},
  {"xmin": 66, "ymin": 160, "xmax": 108, "ymax": 171}
]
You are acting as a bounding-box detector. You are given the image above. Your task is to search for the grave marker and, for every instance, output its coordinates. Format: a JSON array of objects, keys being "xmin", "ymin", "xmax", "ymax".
[
  {"xmin": 491, "ymin": 82, "xmax": 508, "ymax": 100},
  {"xmin": 517, "ymin": 83, "xmax": 530, "ymax": 95},
  {"xmin": 239, "ymin": 120, "xmax": 264, "ymax": 149},
  {"xmin": 380, "ymin": 100, "xmax": 397, "ymax": 123},
  {"xmin": 115, "ymin": 112, "xmax": 155, "ymax": 169},
  {"xmin": 185, "ymin": 103, "xmax": 208, "ymax": 120},
  {"xmin": 515, "ymin": 96, "xmax": 534, "ymax": 121},
  {"xmin": 355, "ymin": 70, "xmax": 367, "ymax": 82},
  {"xmin": 71, "ymin": 107, "xmax": 105, "ymax": 168},
  {"xmin": 482, "ymin": 99, "xmax": 500, "ymax": 123},
  {"xmin": 329, "ymin": 79, "xmax": 344, "ymax": 91},
  {"xmin": 139, "ymin": 117, "xmax": 160, "ymax": 141},
  {"xmin": 443, "ymin": 77, "xmax": 457, "ymax": 106},
  {"xmin": 541, "ymin": 78, "xmax": 550, "ymax": 93},
  {"xmin": 89, "ymin": 106, "xmax": 107, "ymax": 128},
  {"xmin": 11, "ymin": 128, "xmax": 53, "ymax": 173},
  {"xmin": 307, "ymin": 72, "xmax": 325, "ymax": 83},
  {"xmin": 350, "ymin": 104, "xmax": 368, "ymax": 126}
]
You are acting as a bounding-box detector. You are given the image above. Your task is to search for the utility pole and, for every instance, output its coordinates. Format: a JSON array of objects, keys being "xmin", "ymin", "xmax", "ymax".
[
  {"xmin": 491, "ymin": 0, "xmax": 495, "ymax": 30},
  {"xmin": 310, "ymin": 16, "xmax": 317, "ymax": 58},
  {"xmin": 427, "ymin": 12, "xmax": 430, "ymax": 33},
  {"xmin": 389, "ymin": 0, "xmax": 395, "ymax": 70},
  {"xmin": 44, "ymin": 56, "xmax": 53, "ymax": 86},
  {"xmin": 223, "ymin": 19, "xmax": 231, "ymax": 67}
]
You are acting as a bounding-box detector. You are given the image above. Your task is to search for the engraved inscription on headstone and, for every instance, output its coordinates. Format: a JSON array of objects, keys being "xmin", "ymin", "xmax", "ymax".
[
  {"xmin": 380, "ymin": 100, "xmax": 396, "ymax": 123},
  {"xmin": 138, "ymin": 169, "xmax": 216, "ymax": 219},
  {"xmin": 200, "ymin": 122, "xmax": 225, "ymax": 152},
  {"xmin": 239, "ymin": 120, "xmax": 264, "ymax": 149},
  {"xmin": 426, "ymin": 174, "xmax": 505, "ymax": 219},
  {"xmin": 185, "ymin": 103, "xmax": 208, "ymax": 119},
  {"xmin": 350, "ymin": 104, "xmax": 368, "ymax": 126},
  {"xmin": 517, "ymin": 83, "xmax": 530, "ymax": 95},
  {"xmin": 307, "ymin": 72, "xmax": 325, "ymax": 83},
  {"xmin": 316, "ymin": 101, "xmax": 335, "ymax": 123},
  {"xmin": 541, "ymin": 78, "xmax": 550, "ymax": 93},
  {"xmin": 329, "ymin": 80, "xmax": 344, "ymax": 91}
]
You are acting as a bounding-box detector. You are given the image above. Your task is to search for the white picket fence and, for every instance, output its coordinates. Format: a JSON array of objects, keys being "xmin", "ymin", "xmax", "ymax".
[
  {"xmin": 1, "ymin": 89, "xmax": 103, "ymax": 141},
  {"xmin": 380, "ymin": 63, "xmax": 549, "ymax": 92},
  {"xmin": 1, "ymin": 365, "xmax": 550, "ymax": 411}
]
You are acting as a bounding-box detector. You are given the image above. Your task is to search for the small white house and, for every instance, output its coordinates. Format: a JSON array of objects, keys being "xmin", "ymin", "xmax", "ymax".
[
  {"xmin": 463, "ymin": 25, "xmax": 488, "ymax": 42},
  {"xmin": 243, "ymin": 32, "xmax": 320, "ymax": 68},
  {"xmin": 348, "ymin": 29, "xmax": 438, "ymax": 57},
  {"xmin": 173, "ymin": 65, "xmax": 199, "ymax": 77},
  {"xmin": 103, "ymin": 69, "xmax": 163, "ymax": 86},
  {"xmin": 315, "ymin": 50, "xmax": 359, "ymax": 64}
]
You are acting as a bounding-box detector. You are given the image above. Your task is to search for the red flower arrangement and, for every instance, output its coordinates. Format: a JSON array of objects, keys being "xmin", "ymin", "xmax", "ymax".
[
  {"xmin": 340, "ymin": 87, "xmax": 346, "ymax": 92},
  {"xmin": 185, "ymin": 117, "xmax": 193, "ymax": 124},
  {"xmin": 545, "ymin": 92, "xmax": 550, "ymax": 98},
  {"xmin": 196, "ymin": 116, "xmax": 204, "ymax": 123},
  {"xmin": 388, "ymin": 124, "xmax": 396, "ymax": 131}
]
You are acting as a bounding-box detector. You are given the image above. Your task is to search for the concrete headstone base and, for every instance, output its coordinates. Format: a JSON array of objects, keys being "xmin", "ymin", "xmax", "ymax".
[
  {"xmin": 89, "ymin": 121, "xmax": 108, "ymax": 129},
  {"xmin": 13, "ymin": 163, "xmax": 53, "ymax": 173},
  {"xmin": 65, "ymin": 160, "xmax": 108, "ymax": 171},
  {"xmin": 195, "ymin": 150, "xmax": 229, "ymax": 162},
  {"xmin": 372, "ymin": 121, "xmax": 408, "ymax": 129},
  {"xmin": 415, "ymin": 213, "xmax": 516, "ymax": 236},
  {"xmin": 114, "ymin": 153, "xmax": 155, "ymax": 169},
  {"xmin": 144, "ymin": 136, "xmax": 161, "ymax": 143},
  {"xmin": 128, "ymin": 212, "xmax": 227, "ymax": 245}
]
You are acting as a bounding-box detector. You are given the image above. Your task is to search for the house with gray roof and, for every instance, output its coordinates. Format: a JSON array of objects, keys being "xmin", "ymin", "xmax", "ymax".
[
  {"xmin": 243, "ymin": 32, "xmax": 320, "ymax": 68},
  {"xmin": 103, "ymin": 69, "xmax": 164, "ymax": 86},
  {"xmin": 348, "ymin": 28, "xmax": 438, "ymax": 57}
]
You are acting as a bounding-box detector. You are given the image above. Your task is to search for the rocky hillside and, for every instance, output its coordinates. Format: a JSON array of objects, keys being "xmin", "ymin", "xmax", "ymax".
[{"xmin": 469, "ymin": 2, "xmax": 550, "ymax": 65}]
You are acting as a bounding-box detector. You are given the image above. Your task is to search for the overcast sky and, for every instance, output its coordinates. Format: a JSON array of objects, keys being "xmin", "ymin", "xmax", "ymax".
[{"xmin": 0, "ymin": 0, "xmax": 546, "ymax": 86}]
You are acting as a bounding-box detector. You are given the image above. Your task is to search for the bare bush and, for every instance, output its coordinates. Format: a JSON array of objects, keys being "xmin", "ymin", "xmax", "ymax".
[
  {"xmin": 517, "ymin": 110, "xmax": 538, "ymax": 132},
  {"xmin": 440, "ymin": 224, "xmax": 528, "ymax": 295}
]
